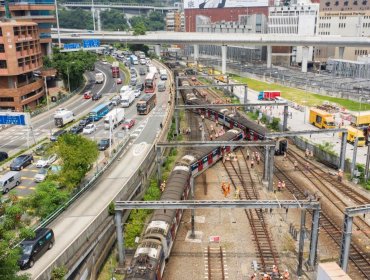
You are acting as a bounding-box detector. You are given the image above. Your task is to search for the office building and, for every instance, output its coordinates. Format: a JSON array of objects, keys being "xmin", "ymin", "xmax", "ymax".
[
  {"xmin": 0, "ymin": 21, "xmax": 44, "ymax": 111},
  {"xmin": 0, "ymin": 0, "xmax": 56, "ymax": 56}
]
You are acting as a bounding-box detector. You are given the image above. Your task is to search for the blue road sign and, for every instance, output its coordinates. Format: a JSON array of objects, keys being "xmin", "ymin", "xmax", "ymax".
[
  {"xmin": 0, "ymin": 113, "xmax": 27, "ymax": 125},
  {"xmin": 64, "ymin": 43, "xmax": 81, "ymax": 50},
  {"xmin": 83, "ymin": 39, "xmax": 100, "ymax": 48}
]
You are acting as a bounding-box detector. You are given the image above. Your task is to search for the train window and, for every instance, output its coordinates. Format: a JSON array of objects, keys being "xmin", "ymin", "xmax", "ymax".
[
  {"xmin": 191, "ymin": 163, "xmax": 198, "ymax": 171},
  {"xmin": 202, "ymin": 157, "xmax": 207, "ymax": 163}
]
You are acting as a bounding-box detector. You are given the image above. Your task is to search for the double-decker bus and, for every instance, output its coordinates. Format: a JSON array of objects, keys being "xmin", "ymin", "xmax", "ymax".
[
  {"xmin": 112, "ymin": 61, "xmax": 120, "ymax": 78},
  {"xmin": 144, "ymin": 72, "xmax": 156, "ymax": 93},
  {"xmin": 137, "ymin": 94, "xmax": 156, "ymax": 115},
  {"xmin": 89, "ymin": 103, "xmax": 110, "ymax": 121}
]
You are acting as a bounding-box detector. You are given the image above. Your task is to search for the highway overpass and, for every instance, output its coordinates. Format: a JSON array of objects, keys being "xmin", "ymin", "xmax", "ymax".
[{"xmin": 52, "ymin": 31, "xmax": 370, "ymax": 73}]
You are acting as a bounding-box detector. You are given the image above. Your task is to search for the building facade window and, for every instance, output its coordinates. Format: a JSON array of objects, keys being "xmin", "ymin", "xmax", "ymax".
[{"xmin": 0, "ymin": 60, "xmax": 7, "ymax": 68}]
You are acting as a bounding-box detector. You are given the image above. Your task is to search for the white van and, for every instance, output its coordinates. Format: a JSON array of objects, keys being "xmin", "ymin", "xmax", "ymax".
[
  {"xmin": 0, "ymin": 171, "xmax": 21, "ymax": 193},
  {"xmin": 159, "ymin": 69, "xmax": 167, "ymax": 80},
  {"xmin": 157, "ymin": 81, "xmax": 166, "ymax": 92}
]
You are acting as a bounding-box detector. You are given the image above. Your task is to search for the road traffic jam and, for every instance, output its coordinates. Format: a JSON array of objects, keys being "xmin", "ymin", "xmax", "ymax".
[{"xmin": 0, "ymin": 51, "xmax": 168, "ymax": 206}]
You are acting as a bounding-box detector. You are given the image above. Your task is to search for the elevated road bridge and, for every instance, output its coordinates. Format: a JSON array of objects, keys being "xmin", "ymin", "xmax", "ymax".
[{"xmin": 61, "ymin": 2, "xmax": 179, "ymax": 12}]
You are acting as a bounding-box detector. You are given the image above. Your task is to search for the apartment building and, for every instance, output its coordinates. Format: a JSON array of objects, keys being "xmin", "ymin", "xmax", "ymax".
[
  {"xmin": 315, "ymin": 0, "xmax": 370, "ymax": 62},
  {"xmin": 0, "ymin": 0, "xmax": 56, "ymax": 56},
  {"xmin": 166, "ymin": 11, "xmax": 185, "ymax": 32},
  {"xmin": 0, "ymin": 21, "xmax": 44, "ymax": 111}
]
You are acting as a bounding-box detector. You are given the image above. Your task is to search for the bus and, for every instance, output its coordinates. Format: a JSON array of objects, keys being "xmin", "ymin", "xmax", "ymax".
[
  {"xmin": 137, "ymin": 94, "xmax": 156, "ymax": 115},
  {"xmin": 112, "ymin": 61, "xmax": 120, "ymax": 78},
  {"xmin": 144, "ymin": 72, "xmax": 156, "ymax": 93},
  {"xmin": 89, "ymin": 103, "xmax": 110, "ymax": 121}
]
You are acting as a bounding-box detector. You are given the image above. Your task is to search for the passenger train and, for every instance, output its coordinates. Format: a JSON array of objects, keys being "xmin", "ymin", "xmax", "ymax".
[{"xmin": 125, "ymin": 129, "xmax": 245, "ymax": 280}]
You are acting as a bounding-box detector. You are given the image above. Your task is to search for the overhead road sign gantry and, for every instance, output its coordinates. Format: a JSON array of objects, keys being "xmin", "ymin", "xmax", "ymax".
[
  {"xmin": 156, "ymin": 140, "xmax": 276, "ymax": 148},
  {"xmin": 175, "ymin": 102, "xmax": 288, "ymax": 110},
  {"xmin": 0, "ymin": 112, "xmax": 29, "ymax": 126}
]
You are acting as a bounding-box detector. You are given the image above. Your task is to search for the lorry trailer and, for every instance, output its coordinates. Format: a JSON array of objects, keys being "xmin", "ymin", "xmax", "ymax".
[
  {"xmin": 120, "ymin": 90, "xmax": 135, "ymax": 108},
  {"xmin": 258, "ymin": 91, "xmax": 281, "ymax": 100},
  {"xmin": 54, "ymin": 110, "xmax": 75, "ymax": 127},
  {"xmin": 103, "ymin": 108, "xmax": 125, "ymax": 129}
]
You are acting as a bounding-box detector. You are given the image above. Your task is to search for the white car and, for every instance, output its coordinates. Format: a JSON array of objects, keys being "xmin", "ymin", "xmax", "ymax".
[
  {"xmin": 133, "ymin": 89, "xmax": 141, "ymax": 98},
  {"xmin": 34, "ymin": 168, "xmax": 48, "ymax": 183},
  {"xmin": 83, "ymin": 124, "xmax": 97, "ymax": 134},
  {"xmin": 54, "ymin": 108, "xmax": 66, "ymax": 115},
  {"xmin": 120, "ymin": 85, "xmax": 132, "ymax": 92},
  {"xmin": 35, "ymin": 154, "xmax": 57, "ymax": 168},
  {"xmin": 140, "ymin": 59, "xmax": 146, "ymax": 65}
]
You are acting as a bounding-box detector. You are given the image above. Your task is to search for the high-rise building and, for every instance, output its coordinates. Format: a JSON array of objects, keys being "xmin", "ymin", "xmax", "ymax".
[
  {"xmin": 315, "ymin": 0, "xmax": 370, "ymax": 62},
  {"xmin": 0, "ymin": 21, "xmax": 44, "ymax": 111},
  {"xmin": 0, "ymin": 0, "xmax": 56, "ymax": 56},
  {"xmin": 166, "ymin": 11, "xmax": 185, "ymax": 32}
]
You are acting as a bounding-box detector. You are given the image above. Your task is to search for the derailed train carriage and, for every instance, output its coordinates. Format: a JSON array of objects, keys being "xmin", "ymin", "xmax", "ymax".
[{"xmin": 126, "ymin": 129, "xmax": 244, "ymax": 280}]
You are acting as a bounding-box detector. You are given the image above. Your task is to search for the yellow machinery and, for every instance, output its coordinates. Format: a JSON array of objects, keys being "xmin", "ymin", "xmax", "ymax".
[
  {"xmin": 340, "ymin": 126, "xmax": 366, "ymax": 147},
  {"xmin": 309, "ymin": 108, "xmax": 336, "ymax": 129},
  {"xmin": 350, "ymin": 112, "xmax": 370, "ymax": 127}
]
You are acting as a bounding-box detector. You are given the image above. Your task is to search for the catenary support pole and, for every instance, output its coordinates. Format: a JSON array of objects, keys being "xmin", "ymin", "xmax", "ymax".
[
  {"xmin": 194, "ymin": 44, "xmax": 199, "ymax": 62},
  {"xmin": 268, "ymin": 146, "xmax": 275, "ymax": 192},
  {"xmin": 365, "ymin": 144, "xmax": 370, "ymax": 181},
  {"xmin": 190, "ymin": 176, "xmax": 195, "ymax": 238},
  {"xmin": 339, "ymin": 214, "xmax": 353, "ymax": 272},
  {"xmin": 297, "ymin": 209, "xmax": 306, "ymax": 276},
  {"xmin": 156, "ymin": 146, "xmax": 162, "ymax": 186},
  {"xmin": 263, "ymin": 146, "xmax": 269, "ymax": 182},
  {"xmin": 339, "ymin": 132, "xmax": 347, "ymax": 171},
  {"xmin": 155, "ymin": 44, "xmax": 161, "ymax": 58},
  {"xmin": 244, "ymin": 85, "xmax": 248, "ymax": 111},
  {"xmin": 351, "ymin": 137, "xmax": 358, "ymax": 179},
  {"xmin": 267, "ymin": 45, "xmax": 272, "ymax": 68},
  {"xmin": 115, "ymin": 210, "xmax": 125, "ymax": 266},
  {"xmin": 283, "ymin": 105, "xmax": 289, "ymax": 131},
  {"xmin": 308, "ymin": 208, "xmax": 320, "ymax": 267},
  {"xmin": 221, "ymin": 45, "xmax": 227, "ymax": 74},
  {"xmin": 301, "ymin": 46, "xmax": 309, "ymax": 73}
]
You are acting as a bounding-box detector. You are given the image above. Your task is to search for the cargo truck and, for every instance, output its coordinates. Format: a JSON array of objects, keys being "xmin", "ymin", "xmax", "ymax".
[
  {"xmin": 111, "ymin": 61, "xmax": 120, "ymax": 78},
  {"xmin": 95, "ymin": 72, "xmax": 104, "ymax": 84},
  {"xmin": 350, "ymin": 112, "xmax": 370, "ymax": 127},
  {"xmin": 54, "ymin": 110, "xmax": 75, "ymax": 127},
  {"xmin": 130, "ymin": 55, "xmax": 138, "ymax": 65},
  {"xmin": 340, "ymin": 126, "xmax": 366, "ymax": 147},
  {"xmin": 309, "ymin": 108, "xmax": 336, "ymax": 129},
  {"xmin": 103, "ymin": 108, "xmax": 125, "ymax": 129},
  {"xmin": 258, "ymin": 91, "xmax": 281, "ymax": 100},
  {"xmin": 120, "ymin": 90, "xmax": 136, "ymax": 107}
]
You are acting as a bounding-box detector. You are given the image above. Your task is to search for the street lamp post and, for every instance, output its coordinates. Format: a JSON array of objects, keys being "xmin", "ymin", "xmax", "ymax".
[
  {"xmin": 54, "ymin": 0, "xmax": 62, "ymax": 48},
  {"xmin": 43, "ymin": 76, "xmax": 52, "ymax": 136}
]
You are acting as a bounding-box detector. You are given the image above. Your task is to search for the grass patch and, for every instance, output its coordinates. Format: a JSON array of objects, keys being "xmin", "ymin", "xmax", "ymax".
[{"xmin": 230, "ymin": 74, "xmax": 370, "ymax": 111}]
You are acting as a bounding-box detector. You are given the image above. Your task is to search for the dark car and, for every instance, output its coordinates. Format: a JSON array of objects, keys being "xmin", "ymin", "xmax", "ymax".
[
  {"xmin": 10, "ymin": 154, "xmax": 34, "ymax": 171},
  {"xmin": 34, "ymin": 142, "xmax": 53, "ymax": 156},
  {"xmin": 50, "ymin": 130, "xmax": 67, "ymax": 142},
  {"xmin": 98, "ymin": 138, "xmax": 112, "ymax": 151},
  {"xmin": 139, "ymin": 68, "xmax": 146, "ymax": 75},
  {"xmin": 92, "ymin": 92, "xmax": 102, "ymax": 100},
  {"xmin": 70, "ymin": 125, "xmax": 83, "ymax": 134},
  {"xmin": 136, "ymin": 83, "xmax": 144, "ymax": 92},
  {"xmin": 19, "ymin": 228, "xmax": 54, "ymax": 269},
  {"xmin": 0, "ymin": 151, "xmax": 8, "ymax": 162},
  {"xmin": 78, "ymin": 117, "xmax": 93, "ymax": 127}
]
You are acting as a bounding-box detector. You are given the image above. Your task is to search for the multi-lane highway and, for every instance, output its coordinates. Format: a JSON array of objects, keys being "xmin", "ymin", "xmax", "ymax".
[{"xmin": 25, "ymin": 60, "xmax": 171, "ymax": 279}]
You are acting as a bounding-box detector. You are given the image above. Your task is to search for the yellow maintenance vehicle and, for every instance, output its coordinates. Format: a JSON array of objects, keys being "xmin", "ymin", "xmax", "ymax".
[
  {"xmin": 309, "ymin": 108, "xmax": 336, "ymax": 129},
  {"xmin": 207, "ymin": 68, "xmax": 228, "ymax": 83},
  {"xmin": 340, "ymin": 126, "xmax": 366, "ymax": 147},
  {"xmin": 350, "ymin": 112, "xmax": 370, "ymax": 127}
]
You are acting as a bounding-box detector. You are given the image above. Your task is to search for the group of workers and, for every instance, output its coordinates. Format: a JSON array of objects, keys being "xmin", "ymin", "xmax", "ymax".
[
  {"xmin": 250, "ymin": 266, "xmax": 290, "ymax": 280},
  {"xmin": 246, "ymin": 150, "xmax": 261, "ymax": 169}
]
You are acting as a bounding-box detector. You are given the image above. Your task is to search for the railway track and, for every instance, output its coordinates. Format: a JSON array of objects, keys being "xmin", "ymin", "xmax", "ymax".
[
  {"xmin": 270, "ymin": 153, "xmax": 370, "ymax": 279},
  {"xmin": 222, "ymin": 149, "xmax": 280, "ymax": 273},
  {"xmin": 204, "ymin": 246, "xmax": 227, "ymax": 280}
]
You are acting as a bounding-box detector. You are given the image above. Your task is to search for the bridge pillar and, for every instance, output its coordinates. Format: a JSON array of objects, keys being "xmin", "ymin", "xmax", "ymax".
[
  {"xmin": 221, "ymin": 45, "xmax": 227, "ymax": 74},
  {"xmin": 155, "ymin": 44, "xmax": 161, "ymax": 58},
  {"xmin": 267, "ymin": 45, "xmax": 272, "ymax": 68},
  {"xmin": 96, "ymin": 9, "xmax": 101, "ymax": 31},
  {"xmin": 339, "ymin": 214, "xmax": 353, "ymax": 272},
  {"xmin": 268, "ymin": 146, "xmax": 275, "ymax": 192},
  {"xmin": 297, "ymin": 209, "xmax": 306, "ymax": 276},
  {"xmin": 301, "ymin": 46, "xmax": 309, "ymax": 73},
  {"xmin": 46, "ymin": 42, "xmax": 52, "ymax": 57},
  {"xmin": 283, "ymin": 105, "xmax": 289, "ymax": 131},
  {"xmin": 193, "ymin": 44, "xmax": 199, "ymax": 63},
  {"xmin": 339, "ymin": 47, "xmax": 345, "ymax": 59},
  {"xmin": 91, "ymin": 7, "xmax": 96, "ymax": 31},
  {"xmin": 115, "ymin": 210, "xmax": 125, "ymax": 266}
]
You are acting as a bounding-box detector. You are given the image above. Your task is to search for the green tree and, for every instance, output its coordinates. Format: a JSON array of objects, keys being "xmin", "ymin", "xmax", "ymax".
[
  {"xmin": 132, "ymin": 20, "xmax": 146, "ymax": 35},
  {"xmin": 55, "ymin": 134, "xmax": 98, "ymax": 190},
  {"xmin": 101, "ymin": 9, "xmax": 129, "ymax": 31},
  {"xmin": 58, "ymin": 8, "xmax": 93, "ymax": 30},
  {"xmin": 51, "ymin": 265, "xmax": 68, "ymax": 280},
  {"xmin": 26, "ymin": 181, "xmax": 69, "ymax": 218},
  {"xmin": 0, "ymin": 194, "xmax": 34, "ymax": 280},
  {"xmin": 131, "ymin": 11, "xmax": 165, "ymax": 33}
]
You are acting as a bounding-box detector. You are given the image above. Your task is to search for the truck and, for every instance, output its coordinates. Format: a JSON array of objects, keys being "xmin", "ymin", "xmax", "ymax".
[
  {"xmin": 340, "ymin": 126, "xmax": 366, "ymax": 147},
  {"xmin": 120, "ymin": 90, "xmax": 136, "ymax": 107},
  {"xmin": 54, "ymin": 110, "xmax": 75, "ymax": 127},
  {"xmin": 103, "ymin": 108, "xmax": 125, "ymax": 129},
  {"xmin": 111, "ymin": 61, "xmax": 120, "ymax": 78},
  {"xmin": 350, "ymin": 112, "xmax": 370, "ymax": 127},
  {"xmin": 258, "ymin": 91, "xmax": 281, "ymax": 100},
  {"xmin": 309, "ymin": 108, "xmax": 336, "ymax": 129},
  {"xmin": 95, "ymin": 72, "xmax": 104, "ymax": 84},
  {"xmin": 130, "ymin": 55, "xmax": 138, "ymax": 65}
]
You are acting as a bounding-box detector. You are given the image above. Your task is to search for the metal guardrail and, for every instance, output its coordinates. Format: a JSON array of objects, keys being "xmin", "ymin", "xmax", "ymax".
[
  {"xmin": 36, "ymin": 136, "xmax": 131, "ymax": 230},
  {"xmin": 63, "ymin": 2, "xmax": 175, "ymax": 8}
]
